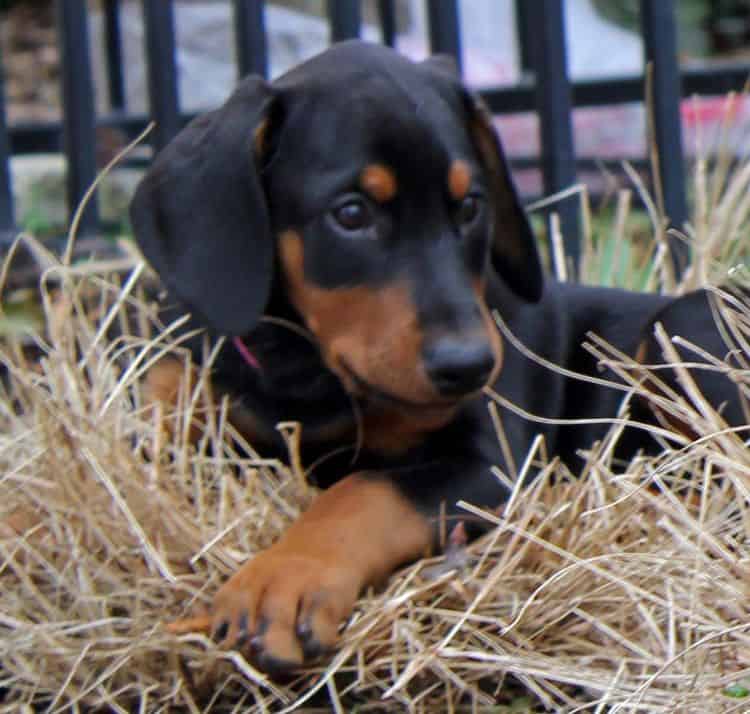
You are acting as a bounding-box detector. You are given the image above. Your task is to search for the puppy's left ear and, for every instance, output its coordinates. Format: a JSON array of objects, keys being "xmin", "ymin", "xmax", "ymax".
[
  {"xmin": 464, "ymin": 94, "xmax": 544, "ymax": 302},
  {"xmin": 130, "ymin": 76, "xmax": 277, "ymax": 336}
]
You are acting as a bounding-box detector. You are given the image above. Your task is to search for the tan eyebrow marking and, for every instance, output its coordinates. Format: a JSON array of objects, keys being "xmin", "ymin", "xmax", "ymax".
[
  {"xmin": 360, "ymin": 164, "xmax": 398, "ymax": 203},
  {"xmin": 253, "ymin": 119, "xmax": 270, "ymax": 158},
  {"xmin": 448, "ymin": 160, "xmax": 472, "ymax": 200}
]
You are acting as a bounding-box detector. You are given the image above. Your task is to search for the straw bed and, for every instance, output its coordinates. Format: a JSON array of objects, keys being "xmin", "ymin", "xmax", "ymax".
[
  {"xmin": 3, "ymin": 116, "xmax": 750, "ymax": 710},
  {"xmin": 0, "ymin": 248, "xmax": 748, "ymax": 713}
]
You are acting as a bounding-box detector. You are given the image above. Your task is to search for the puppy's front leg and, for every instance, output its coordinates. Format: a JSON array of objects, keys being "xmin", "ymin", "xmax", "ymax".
[{"xmin": 201, "ymin": 473, "xmax": 431, "ymax": 674}]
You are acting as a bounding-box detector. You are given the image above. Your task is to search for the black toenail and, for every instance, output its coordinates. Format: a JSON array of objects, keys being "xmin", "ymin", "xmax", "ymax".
[
  {"xmin": 212, "ymin": 620, "xmax": 229, "ymax": 642},
  {"xmin": 236, "ymin": 612, "xmax": 250, "ymax": 646},
  {"xmin": 296, "ymin": 620, "xmax": 312, "ymax": 641}
]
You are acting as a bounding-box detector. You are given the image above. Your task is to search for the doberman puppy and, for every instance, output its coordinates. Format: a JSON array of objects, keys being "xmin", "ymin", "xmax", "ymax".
[{"xmin": 130, "ymin": 41, "xmax": 744, "ymax": 674}]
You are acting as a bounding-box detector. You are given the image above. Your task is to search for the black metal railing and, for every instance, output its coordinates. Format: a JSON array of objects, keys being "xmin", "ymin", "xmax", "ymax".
[{"xmin": 2, "ymin": 0, "xmax": 749, "ymax": 270}]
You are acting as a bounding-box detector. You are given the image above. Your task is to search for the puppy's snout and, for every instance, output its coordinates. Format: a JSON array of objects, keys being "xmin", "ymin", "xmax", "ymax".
[{"xmin": 423, "ymin": 337, "xmax": 495, "ymax": 397}]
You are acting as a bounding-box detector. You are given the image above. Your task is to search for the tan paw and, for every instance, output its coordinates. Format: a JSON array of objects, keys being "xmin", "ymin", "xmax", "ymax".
[{"xmin": 208, "ymin": 546, "xmax": 360, "ymax": 674}]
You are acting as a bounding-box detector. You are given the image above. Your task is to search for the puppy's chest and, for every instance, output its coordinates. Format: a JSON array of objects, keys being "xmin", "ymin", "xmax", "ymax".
[{"xmin": 226, "ymin": 395, "xmax": 406, "ymax": 488}]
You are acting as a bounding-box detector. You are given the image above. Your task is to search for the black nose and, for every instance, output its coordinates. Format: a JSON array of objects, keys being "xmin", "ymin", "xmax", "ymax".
[{"xmin": 423, "ymin": 338, "xmax": 496, "ymax": 397}]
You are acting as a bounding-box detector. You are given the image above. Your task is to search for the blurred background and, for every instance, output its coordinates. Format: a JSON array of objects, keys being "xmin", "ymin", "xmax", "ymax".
[{"xmin": 2, "ymin": 0, "xmax": 750, "ymax": 245}]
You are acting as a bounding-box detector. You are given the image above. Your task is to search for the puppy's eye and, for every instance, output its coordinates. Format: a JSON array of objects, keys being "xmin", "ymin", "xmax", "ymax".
[
  {"xmin": 332, "ymin": 199, "xmax": 373, "ymax": 232},
  {"xmin": 457, "ymin": 195, "xmax": 482, "ymax": 226}
]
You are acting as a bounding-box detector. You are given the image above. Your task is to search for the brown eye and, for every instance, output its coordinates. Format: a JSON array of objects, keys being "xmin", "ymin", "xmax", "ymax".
[
  {"xmin": 457, "ymin": 195, "xmax": 481, "ymax": 226},
  {"xmin": 332, "ymin": 199, "xmax": 372, "ymax": 232}
]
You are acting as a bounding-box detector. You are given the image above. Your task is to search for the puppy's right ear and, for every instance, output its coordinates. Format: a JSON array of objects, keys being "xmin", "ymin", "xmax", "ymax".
[{"xmin": 130, "ymin": 77, "xmax": 277, "ymax": 336}]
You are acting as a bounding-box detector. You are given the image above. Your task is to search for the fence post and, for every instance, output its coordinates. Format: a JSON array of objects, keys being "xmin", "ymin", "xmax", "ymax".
[
  {"xmin": 514, "ymin": 0, "xmax": 534, "ymax": 74},
  {"xmin": 640, "ymin": 0, "xmax": 688, "ymax": 274},
  {"xmin": 529, "ymin": 0, "xmax": 579, "ymax": 273},
  {"xmin": 0, "ymin": 42, "xmax": 15, "ymax": 246},
  {"xmin": 57, "ymin": 0, "xmax": 99, "ymax": 236},
  {"xmin": 232, "ymin": 0, "xmax": 268, "ymax": 79},
  {"xmin": 328, "ymin": 0, "xmax": 361, "ymax": 42},
  {"xmin": 378, "ymin": 0, "xmax": 397, "ymax": 48},
  {"xmin": 103, "ymin": 0, "xmax": 125, "ymax": 111},
  {"xmin": 141, "ymin": 0, "xmax": 180, "ymax": 153},
  {"xmin": 426, "ymin": 0, "xmax": 462, "ymax": 72}
]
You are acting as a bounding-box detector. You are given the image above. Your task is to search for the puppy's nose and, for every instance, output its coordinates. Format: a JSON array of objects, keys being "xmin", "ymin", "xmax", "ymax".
[{"xmin": 423, "ymin": 338, "xmax": 495, "ymax": 397}]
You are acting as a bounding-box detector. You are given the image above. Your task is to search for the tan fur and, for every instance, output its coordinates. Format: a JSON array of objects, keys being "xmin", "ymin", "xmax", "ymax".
[
  {"xmin": 360, "ymin": 163, "xmax": 398, "ymax": 203},
  {"xmin": 252, "ymin": 119, "xmax": 270, "ymax": 159},
  {"xmin": 278, "ymin": 231, "xmax": 503, "ymax": 452},
  {"xmin": 205, "ymin": 474, "xmax": 432, "ymax": 663},
  {"xmin": 279, "ymin": 231, "xmax": 437, "ymax": 405},
  {"xmin": 447, "ymin": 160, "xmax": 472, "ymax": 201},
  {"xmin": 144, "ymin": 358, "xmax": 270, "ymax": 446}
]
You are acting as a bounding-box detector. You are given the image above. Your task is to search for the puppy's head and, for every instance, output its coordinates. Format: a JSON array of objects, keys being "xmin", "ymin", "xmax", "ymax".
[{"xmin": 130, "ymin": 41, "xmax": 543, "ymax": 412}]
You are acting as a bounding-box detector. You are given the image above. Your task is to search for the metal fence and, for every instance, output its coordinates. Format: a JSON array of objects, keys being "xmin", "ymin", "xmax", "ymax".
[{"xmin": 3, "ymin": 0, "xmax": 750, "ymax": 270}]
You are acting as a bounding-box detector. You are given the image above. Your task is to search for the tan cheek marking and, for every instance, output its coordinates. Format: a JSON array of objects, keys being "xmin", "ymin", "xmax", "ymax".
[
  {"xmin": 448, "ymin": 160, "xmax": 472, "ymax": 201},
  {"xmin": 279, "ymin": 230, "xmax": 305, "ymax": 296},
  {"xmin": 279, "ymin": 231, "xmax": 454, "ymax": 434},
  {"xmin": 278, "ymin": 230, "xmax": 324, "ymax": 337},
  {"xmin": 360, "ymin": 164, "xmax": 398, "ymax": 203},
  {"xmin": 308, "ymin": 279, "xmax": 420, "ymax": 388},
  {"xmin": 280, "ymin": 230, "xmax": 418, "ymax": 366}
]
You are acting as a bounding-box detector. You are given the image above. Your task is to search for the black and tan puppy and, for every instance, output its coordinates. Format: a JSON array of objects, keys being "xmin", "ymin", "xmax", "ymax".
[{"xmin": 130, "ymin": 41, "xmax": 743, "ymax": 673}]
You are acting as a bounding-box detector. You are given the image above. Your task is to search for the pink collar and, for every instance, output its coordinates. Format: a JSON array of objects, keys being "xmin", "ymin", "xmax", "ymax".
[{"xmin": 232, "ymin": 336, "xmax": 262, "ymax": 371}]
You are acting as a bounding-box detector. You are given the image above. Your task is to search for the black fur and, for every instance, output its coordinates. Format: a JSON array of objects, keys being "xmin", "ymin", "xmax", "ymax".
[{"xmin": 131, "ymin": 40, "xmax": 744, "ymax": 538}]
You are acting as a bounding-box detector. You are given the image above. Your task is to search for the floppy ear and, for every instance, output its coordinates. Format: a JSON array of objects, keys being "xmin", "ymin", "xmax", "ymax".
[
  {"xmin": 130, "ymin": 76, "xmax": 276, "ymax": 336},
  {"xmin": 465, "ymin": 94, "xmax": 544, "ymax": 302},
  {"xmin": 418, "ymin": 58, "xmax": 542, "ymax": 301}
]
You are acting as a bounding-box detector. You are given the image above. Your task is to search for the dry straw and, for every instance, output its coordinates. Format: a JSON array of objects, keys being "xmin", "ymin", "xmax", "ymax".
[{"xmin": 3, "ymin": 103, "xmax": 750, "ymax": 712}]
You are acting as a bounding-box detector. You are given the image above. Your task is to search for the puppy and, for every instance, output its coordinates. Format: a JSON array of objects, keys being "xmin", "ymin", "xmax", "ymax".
[{"xmin": 130, "ymin": 40, "xmax": 744, "ymax": 673}]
